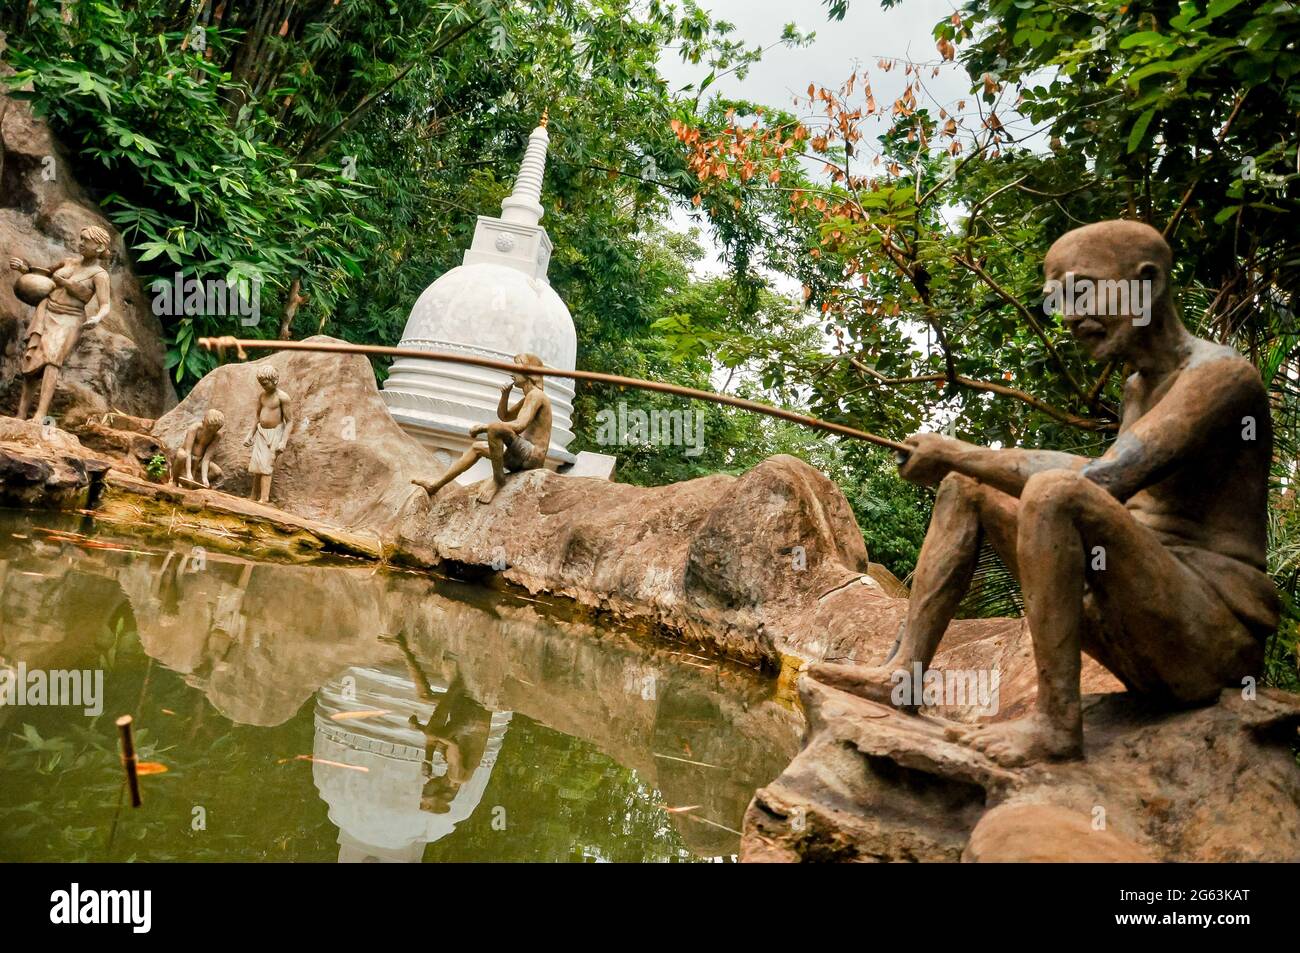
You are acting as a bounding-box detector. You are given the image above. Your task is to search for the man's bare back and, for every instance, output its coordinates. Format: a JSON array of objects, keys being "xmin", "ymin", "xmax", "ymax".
[{"xmin": 1112, "ymin": 338, "xmax": 1271, "ymax": 567}]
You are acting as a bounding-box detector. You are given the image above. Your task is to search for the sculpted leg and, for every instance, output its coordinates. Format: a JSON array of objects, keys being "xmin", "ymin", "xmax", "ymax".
[
  {"xmin": 486, "ymin": 423, "xmax": 511, "ymax": 484},
  {"xmin": 477, "ymin": 423, "xmax": 512, "ymax": 504},
  {"xmin": 413, "ymin": 444, "xmax": 486, "ymax": 497},
  {"xmin": 33, "ymin": 365, "xmax": 60, "ymax": 423},
  {"xmin": 810, "ymin": 473, "xmax": 1020, "ymax": 704},
  {"xmin": 945, "ymin": 468, "xmax": 1255, "ymax": 765},
  {"xmin": 16, "ymin": 374, "xmax": 35, "ymax": 421},
  {"xmin": 949, "ymin": 470, "xmax": 1087, "ymax": 765}
]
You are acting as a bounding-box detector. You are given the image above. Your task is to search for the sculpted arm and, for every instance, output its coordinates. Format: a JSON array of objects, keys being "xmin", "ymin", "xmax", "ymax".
[
  {"xmin": 181, "ymin": 425, "xmax": 198, "ymax": 481},
  {"xmin": 245, "ymin": 397, "xmax": 261, "ymax": 445},
  {"xmin": 85, "ymin": 270, "xmax": 111, "ymax": 326},
  {"xmin": 506, "ymin": 392, "xmax": 542, "ymax": 434},
  {"xmin": 942, "ymin": 444, "xmax": 1089, "ymax": 497},
  {"xmin": 902, "ymin": 433, "xmax": 1088, "ymax": 497},
  {"xmin": 497, "ymin": 384, "xmax": 520, "ymax": 420},
  {"xmin": 1079, "ymin": 358, "xmax": 1254, "ymax": 501},
  {"xmin": 276, "ymin": 391, "xmax": 294, "ymax": 451}
]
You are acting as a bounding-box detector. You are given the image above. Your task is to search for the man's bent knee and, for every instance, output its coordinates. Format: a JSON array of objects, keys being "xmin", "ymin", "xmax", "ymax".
[
  {"xmin": 1021, "ymin": 469, "xmax": 1093, "ymax": 514},
  {"xmin": 937, "ymin": 471, "xmax": 979, "ymax": 499}
]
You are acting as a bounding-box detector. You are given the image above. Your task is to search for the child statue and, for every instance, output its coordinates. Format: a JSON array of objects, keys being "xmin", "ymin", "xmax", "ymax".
[
  {"xmin": 413, "ymin": 353, "xmax": 552, "ymax": 505},
  {"xmin": 172, "ymin": 409, "xmax": 226, "ymax": 489},
  {"xmin": 243, "ymin": 365, "xmax": 293, "ymax": 504},
  {"xmin": 7, "ymin": 225, "xmax": 113, "ymax": 423}
]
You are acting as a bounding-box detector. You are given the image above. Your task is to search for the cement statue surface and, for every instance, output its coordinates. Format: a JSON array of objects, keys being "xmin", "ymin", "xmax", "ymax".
[
  {"xmin": 7, "ymin": 226, "xmax": 113, "ymax": 423},
  {"xmin": 244, "ymin": 365, "xmax": 293, "ymax": 505},
  {"xmin": 172, "ymin": 409, "xmax": 226, "ymax": 489},
  {"xmin": 810, "ymin": 219, "xmax": 1278, "ymax": 767},
  {"xmin": 413, "ymin": 352, "xmax": 552, "ymax": 505}
]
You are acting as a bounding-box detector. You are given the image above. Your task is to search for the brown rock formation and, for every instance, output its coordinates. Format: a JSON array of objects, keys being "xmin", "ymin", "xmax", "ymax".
[
  {"xmin": 393, "ymin": 453, "xmax": 1121, "ymax": 707},
  {"xmin": 0, "ymin": 86, "xmax": 174, "ymax": 420},
  {"xmin": 741, "ymin": 676, "xmax": 1300, "ymax": 862},
  {"xmin": 150, "ymin": 335, "xmax": 439, "ymax": 533},
  {"xmin": 0, "ymin": 416, "xmax": 109, "ymax": 507}
]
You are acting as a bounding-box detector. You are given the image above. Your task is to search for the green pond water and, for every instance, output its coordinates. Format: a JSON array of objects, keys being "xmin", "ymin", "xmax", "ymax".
[{"xmin": 0, "ymin": 509, "xmax": 803, "ymax": 862}]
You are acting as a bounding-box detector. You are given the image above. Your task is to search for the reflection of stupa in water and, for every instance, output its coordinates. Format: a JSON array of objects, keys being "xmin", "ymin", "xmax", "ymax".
[{"xmin": 313, "ymin": 661, "xmax": 512, "ymax": 863}]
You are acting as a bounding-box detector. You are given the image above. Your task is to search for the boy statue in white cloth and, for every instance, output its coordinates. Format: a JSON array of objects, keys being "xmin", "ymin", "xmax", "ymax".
[{"xmin": 243, "ymin": 365, "xmax": 293, "ymax": 504}]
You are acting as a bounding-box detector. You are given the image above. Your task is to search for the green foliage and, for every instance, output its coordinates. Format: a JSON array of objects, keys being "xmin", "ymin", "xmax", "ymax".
[
  {"xmin": 1, "ymin": 0, "xmax": 769, "ymax": 388},
  {"xmin": 145, "ymin": 453, "xmax": 169, "ymax": 482}
]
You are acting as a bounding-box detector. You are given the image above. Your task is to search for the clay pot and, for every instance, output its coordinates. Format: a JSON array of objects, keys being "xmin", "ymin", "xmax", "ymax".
[{"xmin": 14, "ymin": 268, "xmax": 55, "ymax": 306}]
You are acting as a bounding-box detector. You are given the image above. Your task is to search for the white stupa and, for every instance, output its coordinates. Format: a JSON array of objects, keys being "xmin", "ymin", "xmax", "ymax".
[{"xmin": 381, "ymin": 113, "xmax": 579, "ymax": 473}]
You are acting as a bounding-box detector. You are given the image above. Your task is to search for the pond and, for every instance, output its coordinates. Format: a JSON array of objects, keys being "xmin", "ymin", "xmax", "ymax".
[{"xmin": 0, "ymin": 510, "xmax": 803, "ymax": 862}]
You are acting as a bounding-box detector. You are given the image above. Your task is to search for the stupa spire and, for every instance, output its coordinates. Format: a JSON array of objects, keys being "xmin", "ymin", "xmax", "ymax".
[{"xmin": 500, "ymin": 113, "xmax": 550, "ymax": 227}]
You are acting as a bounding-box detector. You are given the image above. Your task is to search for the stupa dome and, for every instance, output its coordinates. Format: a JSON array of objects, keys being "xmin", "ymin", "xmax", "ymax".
[{"xmin": 382, "ymin": 116, "xmax": 578, "ymax": 468}]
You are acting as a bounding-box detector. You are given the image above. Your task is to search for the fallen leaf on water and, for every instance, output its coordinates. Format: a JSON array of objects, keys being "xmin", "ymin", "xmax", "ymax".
[
  {"xmin": 278, "ymin": 754, "xmax": 368, "ymax": 773},
  {"xmin": 136, "ymin": 762, "xmax": 168, "ymax": 775},
  {"xmin": 329, "ymin": 709, "xmax": 390, "ymax": 722},
  {"xmin": 658, "ymin": 804, "xmax": 702, "ymax": 814},
  {"xmin": 653, "ymin": 752, "xmax": 720, "ymax": 769}
]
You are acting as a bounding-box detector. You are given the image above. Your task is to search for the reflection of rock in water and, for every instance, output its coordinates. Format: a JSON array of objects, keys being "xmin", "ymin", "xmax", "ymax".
[
  {"xmin": 314, "ymin": 663, "xmax": 511, "ymax": 863},
  {"xmin": 0, "ymin": 532, "xmax": 134, "ymax": 730},
  {"xmin": 0, "ymin": 512, "xmax": 805, "ymax": 859}
]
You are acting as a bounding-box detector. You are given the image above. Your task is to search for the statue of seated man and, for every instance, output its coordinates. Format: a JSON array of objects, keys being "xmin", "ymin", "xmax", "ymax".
[
  {"xmin": 413, "ymin": 353, "xmax": 552, "ymax": 505},
  {"xmin": 811, "ymin": 220, "xmax": 1278, "ymax": 767},
  {"xmin": 172, "ymin": 409, "xmax": 225, "ymax": 489}
]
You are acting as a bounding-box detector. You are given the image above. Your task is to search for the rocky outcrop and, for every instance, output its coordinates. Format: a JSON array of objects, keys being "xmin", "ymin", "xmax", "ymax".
[
  {"xmin": 0, "ymin": 416, "xmax": 110, "ymax": 507},
  {"xmin": 150, "ymin": 335, "xmax": 440, "ymax": 534},
  {"xmin": 0, "ymin": 85, "xmax": 174, "ymax": 420},
  {"xmin": 394, "ymin": 452, "xmax": 899, "ymax": 667},
  {"xmin": 392, "ymin": 454, "xmax": 1124, "ymax": 705},
  {"xmin": 741, "ymin": 676, "xmax": 1300, "ymax": 862}
]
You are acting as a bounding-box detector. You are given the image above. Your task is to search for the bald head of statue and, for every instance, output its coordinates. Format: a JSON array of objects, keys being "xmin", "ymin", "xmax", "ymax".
[{"xmin": 1043, "ymin": 219, "xmax": 1178, "ymax": 363}]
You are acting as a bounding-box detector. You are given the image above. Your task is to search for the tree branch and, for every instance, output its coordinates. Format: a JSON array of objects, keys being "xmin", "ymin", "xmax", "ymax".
[
  {"xmin": 952, "ymin": 253, "xmax": 1086, "ymax": 398},
  {"xmin": 296, "ymin": 16, "xmax": 484, "ymax": 166},
  {"xmin": 848, "ymin": 357, "xmax": 1115, "ymax": 432}
]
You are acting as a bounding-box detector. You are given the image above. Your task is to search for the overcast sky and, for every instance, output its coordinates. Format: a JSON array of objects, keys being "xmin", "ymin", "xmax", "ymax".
[
  {"xmin": 659, "ymin": 0, "xmax": 969, "ymax": 117},
  {"xmin": 656, "ymin": 0, "xmax": 981, "ymax": 281}
]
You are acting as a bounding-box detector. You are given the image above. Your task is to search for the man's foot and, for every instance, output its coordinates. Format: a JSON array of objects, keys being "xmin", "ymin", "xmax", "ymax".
[
  {"xmin": 475, "ymin": 479, "xmax": 501, "ymax": 505},
  {"xmin": 411, "ymin": 478, "xmax": 443, "ymax": 497},
  {"xmin": 806, "ymin": 662, "xmax": 912, "ymax": 710},
  {"xmin": 944, "ymin": 712, "xmax": 1082, "ymax": 767}
]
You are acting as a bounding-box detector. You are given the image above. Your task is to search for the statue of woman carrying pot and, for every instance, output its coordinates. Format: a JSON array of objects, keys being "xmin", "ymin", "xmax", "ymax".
[{"xmin": 7, "ymin": 225, "xmax": 112, "ymax": 423}]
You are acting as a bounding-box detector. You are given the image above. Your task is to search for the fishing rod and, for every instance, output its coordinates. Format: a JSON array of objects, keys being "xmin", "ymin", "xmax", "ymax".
[{"xmin": 198, "ymin": 336, "xmax": 912, "ymax": 454}]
